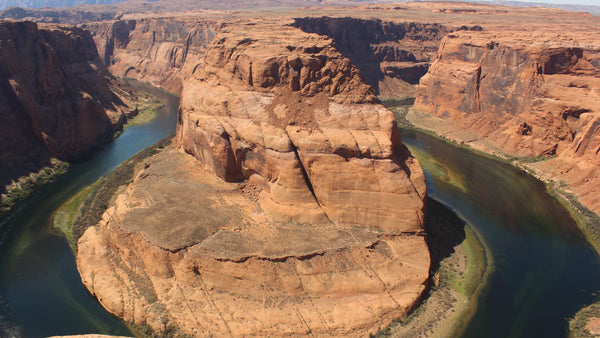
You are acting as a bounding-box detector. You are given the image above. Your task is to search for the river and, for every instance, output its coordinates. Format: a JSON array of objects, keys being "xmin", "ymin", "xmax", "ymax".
[
  {"xmin": 0, "ymin": 82, "xmax": 178, "ymax": 337},
  {"xmin": 401, "ymin": 129, "xmax": 600, "ymax": 337},
  {"xmin": 0, "ymin": 93, "xmax": 599, "ymax": 337}
]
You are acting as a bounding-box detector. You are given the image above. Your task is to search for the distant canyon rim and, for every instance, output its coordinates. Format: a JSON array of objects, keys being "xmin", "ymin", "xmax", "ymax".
[{"xmin": 0, "ymin": 0, "xmax": 599, "ymax": 336}]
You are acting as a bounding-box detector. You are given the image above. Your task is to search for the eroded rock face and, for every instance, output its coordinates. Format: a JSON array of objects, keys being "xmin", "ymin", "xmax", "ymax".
[
  {"xmin": 0, "ymin": 21, "xmax": 136, "ymax": 192},
  {"xmin": 411, "ymin": 24, "xmax": 600, "ymax": 213},
  {"xmin": 293, "ymin": 17, "xmax": 449, "ymax": 100},
  {"xmin": 85, "ymin": 18, "xmax": 218, "ymax": 93},
  {"xmin": 177, "ymin": 20, "xmax": 425, "ymax": 230},
  {"xmin": 78, "ymin": 20, "xmax": 429, "ymax": 336}
]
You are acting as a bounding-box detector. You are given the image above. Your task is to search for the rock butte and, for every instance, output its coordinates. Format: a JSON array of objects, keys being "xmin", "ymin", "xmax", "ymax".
[
  {"xmin": 0, "ymin": 0, "xmax": 597, "ymax": 336},
  {"xmin": 77, "ymin": 20, "xmax": 429, "ymax": 336}
]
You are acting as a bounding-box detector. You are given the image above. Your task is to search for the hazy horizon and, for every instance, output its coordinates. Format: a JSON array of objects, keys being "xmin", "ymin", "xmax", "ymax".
[{"xmin": 483, "ymin": 0, "xmax": 600, "ymax": 6}]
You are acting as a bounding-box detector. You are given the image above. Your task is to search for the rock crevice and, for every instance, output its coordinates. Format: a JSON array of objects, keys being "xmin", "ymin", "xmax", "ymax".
[{"xmin": 78, "ymin": 20, "xmax": 430, "ymax": 337}]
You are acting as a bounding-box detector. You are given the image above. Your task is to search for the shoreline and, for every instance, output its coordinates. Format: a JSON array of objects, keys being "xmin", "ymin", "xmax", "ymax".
[
  {"xmin": 385, "ymin": 100, "xmax": 600, "ymax": 337},
  {"xmin": 375, "ymin": 193, "xmax": 493, "ymax": 338},
  {"xmin": 54, "ymin": 140, "xmax": 492, "ymax": 338},
  {"xmin": 0, "ymin": 83, "xmax": 161, "ymax": 226},
  {"xmin": 0, "ymin": 159, "xmax": 69, "ymax": 222},
  {"xmin": 53, "ymin": 135, "xmax": 173, "ymax": 251}
]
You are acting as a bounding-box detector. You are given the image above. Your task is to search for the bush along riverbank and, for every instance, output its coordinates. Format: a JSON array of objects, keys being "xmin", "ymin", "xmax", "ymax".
[
  {"xmin": 0, "ymin": 159, "xmax": 69, "ymax": 220},
  {"xmin": 384, "ymin": 99, "xmax": 600, "ymax": 337},
  {"xmin": 1, "ymin": 90, "xmax": 160, "ymax": 225},
  {"xmin": 54, "ymin": 135, "xmax": 173, "ymax": 251},
  {"xmin": 373, "ymin": 198, "xmax": 492, "ymax": 338}
]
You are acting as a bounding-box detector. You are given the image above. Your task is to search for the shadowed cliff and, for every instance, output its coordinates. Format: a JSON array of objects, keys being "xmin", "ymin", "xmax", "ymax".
[{"xmin": 0, "ymin": 21, "xmax": 136, "ymax": 195}]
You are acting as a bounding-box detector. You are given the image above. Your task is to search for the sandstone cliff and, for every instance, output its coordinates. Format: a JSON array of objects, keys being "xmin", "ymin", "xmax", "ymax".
[
  {"xmin": 410, "ymin": 13, "xmax": 600, "ymax": 213},
  {"xmin": 77, "ymin": 20, "xmax": 429, "ymax": 336},
  {"xmin": 0, "ymin": 20, "xmax": 136, "ymax": 194},
  {"xmin": 293, "ymin": 16, "xmax": 450, "ymax": 100},
  {"xmin": 84, "ymin": 18, "xmax": 218, "ymax": 94}
]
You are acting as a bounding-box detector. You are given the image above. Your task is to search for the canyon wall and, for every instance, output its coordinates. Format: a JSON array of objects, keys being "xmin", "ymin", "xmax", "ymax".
[
  {"xmin": 77, "ymin": 20, "xmax": 430, "ymax": 336},
  {"xmin": 84, "ymin": 18, "xmax": 218, "ymax": 93},
  {"xmin": 412, "ymin": 27, "xmax": 600, "ymax": 213},
  {"xmin": 0, "ymin": 20, "xmax": 136, "ymax": 192},
  {"xmin": 87, "ymin": 15, "xmax": 450, "ymax": 98},
  {"xmin": 293, "ymin": 16, "xmax": 451, "ymax": 99}
]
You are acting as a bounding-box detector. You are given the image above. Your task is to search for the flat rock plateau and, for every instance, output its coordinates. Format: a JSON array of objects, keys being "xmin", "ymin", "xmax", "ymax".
[
  {"xmin": 77, "ymin": 19, "xmax": 429, "ymax": 336},
  {"xmin": 2, "ymin": 0, "xmax": 599, "ymax": 336}
]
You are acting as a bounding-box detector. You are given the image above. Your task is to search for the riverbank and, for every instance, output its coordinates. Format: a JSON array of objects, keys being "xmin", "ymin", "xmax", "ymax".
[
  {"xmin": 54, "ymin": 135, "xmax": 172, "ymax": 250},
  {"xmin": 387, "ymin": 101, "xmax": 600, "ymax": 243},
  {"xmin": 386, "ymin": 101, "xmax": 600, "ymax": 337},
  {"xmin": 0, "ymin": 86, "xmax": 160, "ymax": 225},
  {"xmin": 113, "ymin": 97, "xmax": 163, "ymax": 139},
  {"xmin": 374, "ymin": 199, "xmax": 492, "ymax": 338},
  {"xmin": 52, "ymin": 96, "xmax": 164, "ymax": 245},
  {"xmin": 0, "ymin": 159, "xmax": 69, "ymax": 220}
]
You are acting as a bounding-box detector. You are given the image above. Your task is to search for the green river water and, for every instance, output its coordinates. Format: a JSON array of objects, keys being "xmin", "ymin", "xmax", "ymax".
[{"xmin": 0, "ymin": 95, "xmax": 599, "ymax": 337}]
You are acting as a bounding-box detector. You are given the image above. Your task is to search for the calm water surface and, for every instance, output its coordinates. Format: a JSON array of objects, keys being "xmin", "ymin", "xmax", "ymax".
[
  {"xmin": 0, "ymin": 83, "xmax": 178, "ymax": 337},
  {"xmin": 401, "ymin": 128, "xmax": 600, "ymax": 338},
  {"xmin": 0, "ymin": 94, "xmax": 599, "ymax": 337}
]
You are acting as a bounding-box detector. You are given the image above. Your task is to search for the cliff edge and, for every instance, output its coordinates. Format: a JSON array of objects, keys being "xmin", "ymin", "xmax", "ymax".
[
  {"xmin": 0, "ymin": 21, "xmax": 137, "ymax": 196},
  {"xmin": 77, "ymin": 20, "xmax": 430, "ymax": 336},
  {"xmin": 411, "ymin": 11, "xmax": 600, "ymax": 214}
]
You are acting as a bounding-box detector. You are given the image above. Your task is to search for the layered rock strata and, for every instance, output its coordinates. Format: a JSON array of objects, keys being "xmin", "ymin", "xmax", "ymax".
[
  {"xmin": 293, "ymin": 17, "xmax": 449, "ymax": 100},
  {"xmin": 78, "ymin": 21, "xmax": 429, "ymax": 336},
  {"xmin": 411, "ymin": 24, "xmax": 600, "ymax": 213},
  {"xmin": 0, "ymin": 21, "xmax": 136, "ymax": 193},
  {"xmin": 177, "ymin": 20, "xmax": 427, "ymax": 230},
  {"xmin": 85, "ymin": 18, "xmax": 218, "ymax": 93}
]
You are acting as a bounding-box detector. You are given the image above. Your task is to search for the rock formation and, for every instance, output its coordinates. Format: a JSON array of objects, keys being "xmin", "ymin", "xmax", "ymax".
[
  {"xmin": 0, "ymin": 20, "xmax": 136, "ymax": 193},
  {"xmin": 293, "ymin": 17, "xmax": 449, "ymax": 100},
  {"xmin": 77, "ymin": 20, "xmax": 429, "ymax": 336},
  {"xmin": 414, "ymin": 33, "xmax": 600, "ymax": 158},
  {"xmin": 409, "ymin": 9, "xmax": 600, "ymax": 214},
  {"xmin": 84, "ymin": 18, "xmax": 218, "ymax": 93}
]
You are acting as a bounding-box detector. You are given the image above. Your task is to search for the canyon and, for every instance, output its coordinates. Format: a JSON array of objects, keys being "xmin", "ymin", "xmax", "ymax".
[
  {"xmin": 0, "ymin": 0, "xmax": 599, "ymax": 337},
  {"xmin": 77, "ymin": 19, "xmax": 429, "ymax": 336},
  {"xmin": 77, "ymin": 2, "xmax": 600, "ymax": 218},
  {"xmin": 0, "ymin": 20, "xmax": 139, "ymax": 201}
]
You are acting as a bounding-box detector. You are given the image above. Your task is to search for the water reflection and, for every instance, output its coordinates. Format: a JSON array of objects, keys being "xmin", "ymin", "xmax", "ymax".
[
  {"xmin": 401, "ymin": 128, "xmax": 600, "ymax": 338},
  {"xmin": 0, "ymin": 83, "xmax": 178, "ymax": 337}
]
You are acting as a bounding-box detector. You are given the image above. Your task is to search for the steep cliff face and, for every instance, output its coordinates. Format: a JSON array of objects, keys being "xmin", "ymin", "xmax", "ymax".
[
  {"xmin": 177, "ymin": 20, "xmax": 425, "ymax": 230},
  {"xmin": 412, "ymin": 28, "xmax": 600, "ymax": 213},
  {"xmin": 84, "ymin": 18, "xmax": 217, "ymax": 93},
  {"xmin": 293, "ymin": 17, "xmax": 450, "ymax": 99},
  {"xmin": 0, "ymin": 21, "xmax": 135, "ymax": 192},
  {"xmin": 0, "ymin": 0, "xmax": 125, "ymax": 10},
  {"xmin": 78, "ymin": 20, "xmax": 429, "ymax": 336}
]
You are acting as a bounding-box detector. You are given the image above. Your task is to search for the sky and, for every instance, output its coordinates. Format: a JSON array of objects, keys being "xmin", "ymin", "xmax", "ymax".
[{"xmin": 481, "ymin": 0, "xmax": 600, "ymax": 5}]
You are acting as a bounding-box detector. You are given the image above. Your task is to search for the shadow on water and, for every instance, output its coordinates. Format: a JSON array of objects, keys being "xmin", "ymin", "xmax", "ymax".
[
  {"xmin": 400, "ymin": 127, "xmax": 600, "ymax": 338},
  {"xmin": 0, "ymin": 81, "xmax": 179, "ymax": 337},
  {"xmin": 425, "ymin": 198, "xmax": 467, "ymax": 275}
]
